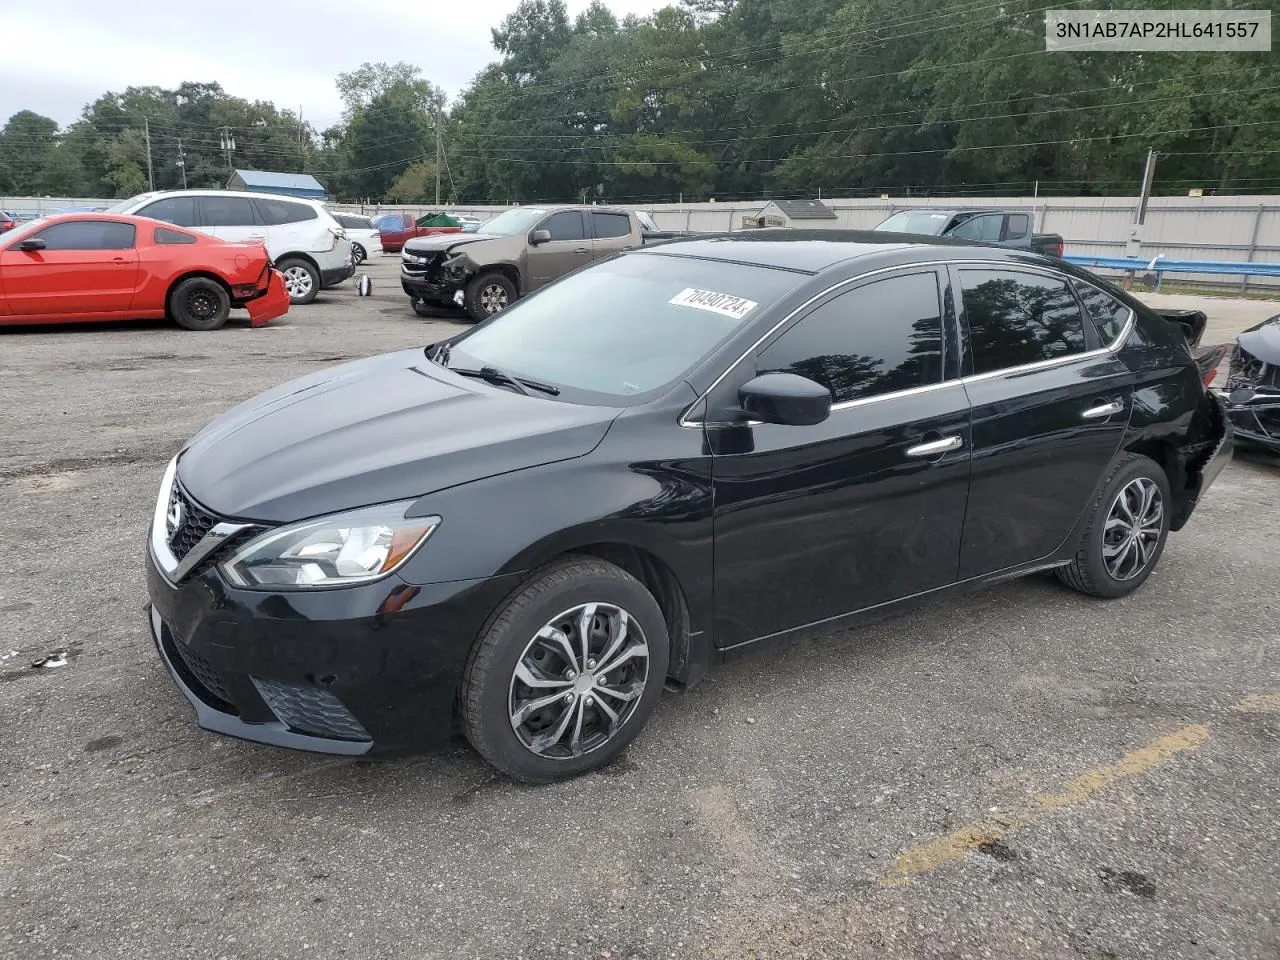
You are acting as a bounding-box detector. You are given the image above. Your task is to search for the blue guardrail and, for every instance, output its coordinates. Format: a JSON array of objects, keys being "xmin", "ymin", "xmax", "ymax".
[{"xmin": 1065, "ymin": 253, "xmax": 1280, "ymax": 291}]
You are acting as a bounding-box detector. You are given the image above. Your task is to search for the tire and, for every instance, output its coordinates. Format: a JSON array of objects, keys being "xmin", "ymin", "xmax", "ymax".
[
  {"xmin": 463, "ymin": 272, "xmax": 517, "ymax": 323},
  {"xmin": 460, "ymin": 557, "xmax": 670, "ymax": 782},
  {"xmin": 168, "ymin": 276, "xmax": 230, "ymax": 331},
  {"xmin": 352, "ymin": 243, "xmax": 367, "ymax": 266},
  {"xmin": 1055, "ymin": 453, "xmax": 1172, "ymax": 599},
  {"xmin": 277, "ymin": 257, "xmax": 320, "ymax": 305}
]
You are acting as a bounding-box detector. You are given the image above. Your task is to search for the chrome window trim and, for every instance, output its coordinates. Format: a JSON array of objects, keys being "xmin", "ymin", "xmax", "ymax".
[{"xmin": 680, "ymin": 259, "xmax": 1138, "ymax": 429}]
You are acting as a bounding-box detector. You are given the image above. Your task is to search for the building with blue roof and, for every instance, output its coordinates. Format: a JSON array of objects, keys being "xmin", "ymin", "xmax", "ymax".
[{"xmin": 227, "ymin": 170, "xmax": 327, "ymax": 199}]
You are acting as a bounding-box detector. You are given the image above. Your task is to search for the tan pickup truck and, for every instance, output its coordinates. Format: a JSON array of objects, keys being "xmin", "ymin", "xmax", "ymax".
[{"xmin": 400, "ymin": 205, "xmax": 673, "ymax": 321}]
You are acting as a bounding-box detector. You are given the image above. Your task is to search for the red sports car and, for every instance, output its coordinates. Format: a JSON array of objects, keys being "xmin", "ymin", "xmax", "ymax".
[{"xmin": 0, "ymin": 213, "xmax": 290, "ymax": 330}]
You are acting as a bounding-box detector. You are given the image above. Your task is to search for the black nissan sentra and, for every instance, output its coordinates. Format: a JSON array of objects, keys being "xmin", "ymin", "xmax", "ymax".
[{"xmin": 146, "ymin": 230, "xmax": 1233, "ymax": 781}]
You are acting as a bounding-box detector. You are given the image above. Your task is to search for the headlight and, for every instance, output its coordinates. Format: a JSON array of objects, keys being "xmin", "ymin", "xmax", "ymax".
[{"xmin": 220, "ymin": 502, "xmax": 440, "ymax": 589}]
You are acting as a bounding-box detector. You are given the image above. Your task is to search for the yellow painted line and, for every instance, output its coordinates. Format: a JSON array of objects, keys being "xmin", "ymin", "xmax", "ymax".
[
  {"xmin": 879, "ymin": 724, "xmax": 1210, "ymax": 888},
  {"xmin": 1230, "ymin": 691, "xmax": 1280, "ymax": 714}
]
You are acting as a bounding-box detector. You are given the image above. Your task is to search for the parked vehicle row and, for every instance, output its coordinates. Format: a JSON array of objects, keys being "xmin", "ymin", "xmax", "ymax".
[
  {"xmin": 104, "ymin": 190, "xmax": 354, "ymax": 304},
  {"xmin": 145, "ymin": 229, "xmax": 1231, "ymax": 781},
  {"xmin": 373, "ymin": 212, "xmax": 463, "ymax": 252},
  {"xmin": 0, "ymin": 213, "xmax": 289, "ymax": 330}
]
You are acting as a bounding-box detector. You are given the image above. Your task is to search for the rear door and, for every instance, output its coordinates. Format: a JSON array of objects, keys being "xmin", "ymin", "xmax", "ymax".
[
  {"xmin": 1001, "ymin": 212, "xmax": 1031, "ymax": 244},
  {"xmin": 589, "ymin": 210, "xmax": 636, "ymax": 260},
  {"xmin": 197, "ymin": 195, "xmax": 262, "ymax": 246},
  {"xmin": 708, "ymin": 267, "xmax": 971, "ymax": 647},
  {"xmin": 0, "ymin": 219, "xmax": 139, "ymax": 316},
  {"xmin": 252, "ymin": 197, "xmax": 319, "ymax": 258},
  {"xmin": 527, "ymin": 210, "xmax": 592, "ymax": 289},
  {"xmin": 954, "ymin": 263, "xmax": 1134, "ymax": 578}
]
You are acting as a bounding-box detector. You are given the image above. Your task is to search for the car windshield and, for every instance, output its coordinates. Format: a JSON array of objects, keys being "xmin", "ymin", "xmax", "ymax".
[
  {"xmin": 446, "ymin": 253, "xmax": 798, "ymax": 404},
  {"xmin": 475, "ymin": 208, "xmax": 547, "ymax": 236},
  {"xmin": 103, "ymin": 192, "xmax": 160, "ymax": 213},
  {"xmin": 873, "ymin": 211, "xmax": 954, "ymax": 235}
]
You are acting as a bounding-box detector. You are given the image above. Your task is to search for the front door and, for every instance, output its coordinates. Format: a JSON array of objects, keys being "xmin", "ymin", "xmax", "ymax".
[
  {"xmin": 0, "ymin": 219, "xmax": 139, "ymax": 317},
  {"xmin": 527, "ymin": 210, "xmax": 592, "ymax": 289},
  {"xmin": 708, "ymin": 268, "xmax": 972, "ymax": 648},
  {"xmin": 952, "ymin": 264, "xmax": 1133, "ymax": 578}
]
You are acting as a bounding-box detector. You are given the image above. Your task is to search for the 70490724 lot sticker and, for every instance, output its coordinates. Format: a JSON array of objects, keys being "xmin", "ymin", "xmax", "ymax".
[{"xmin": 668, "ymin": 287, "xmax": 759, "ymax": 320}]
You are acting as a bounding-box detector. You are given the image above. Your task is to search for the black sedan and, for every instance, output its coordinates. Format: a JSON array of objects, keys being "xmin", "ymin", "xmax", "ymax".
[
  {"xmin": 145, "ymin": 230, "xmax": 1233, "ymax": 782},
  {"xmin": 1221, "ymin": 313, "xmax": 1280, "ymax": 453}
]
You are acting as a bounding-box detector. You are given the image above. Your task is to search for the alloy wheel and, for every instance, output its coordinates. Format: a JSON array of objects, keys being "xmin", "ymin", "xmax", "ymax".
[
  {"xmin": 1102, "ymin": 477, "xmax": 1163, "ymax": 581},
  {"xmin": 508, "ymin": 602, "xmax": 650, "ymax": 759},
  {"xmin": 480, "ymin": 283, "xmax": 509, "ymax": 313},
  {"xmin": 282, "ymin": 266, "xmax": 314, "ymax": 298}
]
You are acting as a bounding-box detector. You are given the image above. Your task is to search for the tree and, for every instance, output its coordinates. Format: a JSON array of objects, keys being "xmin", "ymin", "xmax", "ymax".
[{"xmin": 387, "ymin": 160, "xmax": 440, "ymax": 202}]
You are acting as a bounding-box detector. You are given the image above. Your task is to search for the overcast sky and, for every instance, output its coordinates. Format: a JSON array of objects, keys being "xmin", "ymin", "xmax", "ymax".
[{"xmin": 2, "ymin": 0, "xmax": 668, "ymax": 130}]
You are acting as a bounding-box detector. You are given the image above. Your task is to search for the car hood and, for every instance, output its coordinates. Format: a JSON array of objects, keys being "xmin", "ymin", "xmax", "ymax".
[
  {"xmin": 402, "ymin": 233, "xmax": 513, "ymax": 255},
  {"xmin": 176, "ymin": 349, "xmax": 618, "ymax": 523},
  {"xmin": 1237, "ymin": 314, "xmax": 1280, "ymax": 365}
]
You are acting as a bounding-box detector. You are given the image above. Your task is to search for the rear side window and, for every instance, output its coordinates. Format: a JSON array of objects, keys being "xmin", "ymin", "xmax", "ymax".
[
  {"xmin": 1004, "ymin": 213, "xmax": 1030, "ymax": 239},
  {"xmin": 758, "ymin": 272, "xmax": 944, "ymax": 404},
  {"xmin": 137, "ymin": 196, "xmax": 197, "ymax": 227},
  {"xmin": 540, "ymin": 211, "xmax": 586, "ymax": 242},
  {"xmin": 334, "ymin": 213, "xmax": 372, "ymax": 229},
  {"xmin": 154, "ymin": 226, "xmax": 197, "ymax": 245},
  {"xmin": 34, "ymin": 220, "xmax": 136, "ymax": 250},
  {"xmin": 253, "ymin": 198, "xmax": 318, "ymax": 225},
  {"xmin": 948, "ymin": 215, "xmax": 1003, "ymax": 242},
  {"xmin": 201, "ymin": 196, "xmax": 258, "ymax": 227},
  {"xmin": 591, "ymin": 212, "xmax": 631, "ymax": 239},
  {"xmin": 959, "ymin": 269, "xmax": 1089, "ymax": 374},
  {"xmin": 1072, "ymin": 280, "xmax": 1131, "ymax": 345}
]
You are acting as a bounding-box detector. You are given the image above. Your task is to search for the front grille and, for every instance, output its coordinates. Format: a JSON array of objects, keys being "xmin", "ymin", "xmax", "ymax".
[
  {"xmin": 1226, "ymin": 344, "xmax": 1279, "ymax": 392},
  {"xmin": 252, "ymin": 679, "xmax": 372, "ymax": 742},
  {"xmin": 401, "ymin": 251, "xmax": 443, "ymax": 279},
  {"xmin": 166, "ymin": 484, "xmax": 216, "ymax": 561}
]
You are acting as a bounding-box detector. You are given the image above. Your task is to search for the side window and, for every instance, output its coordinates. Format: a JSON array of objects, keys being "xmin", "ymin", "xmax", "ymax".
[
  {"xmin": 757, "ymin": 272, "xmax": 944, "ymax": 404},
  {"xmin": 959, "ymin": 269, "xmax": 1089, "ymax": 374},
  {"xmin": 591, "ymin": 212, "xmax": 631, "ymax": 239},
  {"xmin": 1072, "ymin": 280, "xmax": 1132, "ymax": 345},
  {"xmin": 201, "ymin": 196, "xmax": 258, "ymax": 227},
  {"xmin": 137, "ymin": 196, "xmax": 197, "ymax": 227},
  {"xmin": 1003, "ymin": 214, "xmax": 1030, "ymax": 240},
  {"xmin": 947, "ymin": 215, "xmax": 1003, "ymax": 242},
  {"xmin": 253, "ymin": 198, "xmax": 317, "ymax": 225},
  {"xmin": 335, "ymin": 214, "xmax": 371, "ymax": 230},
  {"xmin": 154, "ymin": 226, "xmax": 197, "ymax": 245},
  {"xmin": 540, "ymin": 211, "xmax": 586, "ymax": 242},
  {"xmin": 34, "ymin": 220, "xmax": 136, "ymax": 250}
]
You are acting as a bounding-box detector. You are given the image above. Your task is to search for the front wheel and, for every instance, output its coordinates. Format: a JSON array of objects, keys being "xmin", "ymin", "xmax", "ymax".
[
  {"xmin": 168, "ymin": 276, "xmax": 230, "ymax": 331},
  {"xmin": 277, "ymin": 257, "xmax": 320, "ymax": 305},
  {"xmin": 463, "ymin": 272, "xmax": 517, "ymax": 323},
  {"xmin": 1056, "ymin": 453, "xmax": 1171, "ymax": 598},
  {"xmin": 460, "ymin": 558, "xmax": 670, "ymax": 782}
]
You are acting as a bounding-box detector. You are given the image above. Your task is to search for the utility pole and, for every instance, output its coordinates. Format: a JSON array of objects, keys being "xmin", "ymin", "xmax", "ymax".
[
  {"xmin": 434, "ymin": 96, "xmax": 443, "ymax": 206},
  {"xmin": 1123, "ymin": 148, "xmax": 1158, "ymax": 288},
  {"xmin": 176, "ymin": 137, "xmax": 188, "ymax": 189},
  {"xmin": 220, "ymin": 126, "xmax": 236, "ymax": 176},
  {"xmin": 143, "ymin": 118, "xmax": 155, "ymax": 190}
]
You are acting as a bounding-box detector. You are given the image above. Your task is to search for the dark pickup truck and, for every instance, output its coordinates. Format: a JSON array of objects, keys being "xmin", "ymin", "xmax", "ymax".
[{"xmin": 874, "ymin": 208, "xmax": 1064, "ymax": 258}]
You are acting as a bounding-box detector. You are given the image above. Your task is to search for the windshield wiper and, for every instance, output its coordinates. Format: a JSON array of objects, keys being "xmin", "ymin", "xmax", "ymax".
[{"xmin": 451, "ymin": 365, "xmax": 561, "ymax": 397}]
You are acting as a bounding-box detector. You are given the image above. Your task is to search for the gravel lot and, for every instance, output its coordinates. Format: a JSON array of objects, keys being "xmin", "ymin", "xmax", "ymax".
[{"xmin": 2, "ymin": 257, "xmax": 1278, "ymax": 960}]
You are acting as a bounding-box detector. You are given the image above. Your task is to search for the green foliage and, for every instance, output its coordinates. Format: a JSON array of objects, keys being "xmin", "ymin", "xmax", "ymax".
[{"xmin": 6, "ymin": 2, "xmax": 1280, "ymax": 202}]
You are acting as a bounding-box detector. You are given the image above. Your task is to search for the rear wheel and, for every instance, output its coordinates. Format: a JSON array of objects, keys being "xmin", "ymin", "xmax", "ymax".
[
  {"xmin": 352, "ymin": 243, "xmax": 367, "ymax": 265},
  {"xmin": 1056, "ymin": 454, "xmax": 1171, "ymax": 598},
  {"xmin": 463, "ymin": 272, "xmax": 517, "ymax": 323},
  {"xmin": 168, "ymin": 277, "xmax": 230, "ymax": 331},
  {"xmin": 460, "ymin": 558, "xmax": 669, "ymax": 782},
  {"xmin": 277, "ymin": 257, "xmax": 319, "ymax": 305}
]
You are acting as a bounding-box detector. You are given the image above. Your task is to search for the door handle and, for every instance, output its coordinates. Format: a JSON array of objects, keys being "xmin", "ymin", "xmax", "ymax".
[
  {"xmin": 574, "ymin": 246, "xmax": 589, "ymax": 253},
  {"xmin": 906, "ymin": 435, "xmax": 963, "ymax": 457},
  {"xmin": 1082, "ymin": 400, "xmax": 1124, "ymax": 420}
]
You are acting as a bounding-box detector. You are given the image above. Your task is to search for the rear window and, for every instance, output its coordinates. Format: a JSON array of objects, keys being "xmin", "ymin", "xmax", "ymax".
[{"xmin": 448, "ymin": 253, "xmax": 798, "ymax": 404}]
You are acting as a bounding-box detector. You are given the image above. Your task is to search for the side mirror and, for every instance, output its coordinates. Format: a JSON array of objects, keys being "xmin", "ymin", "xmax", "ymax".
[
  {"xmin": 529, "ymin": 229, "xmax": 551, "ymax": 245},
  {"xmin": 18, "ymin": 237, "xmax": 45, "ymax": 252},
  {"xmin": 738, "ymin": 373, "xmax": 831, "ymax": 426}
]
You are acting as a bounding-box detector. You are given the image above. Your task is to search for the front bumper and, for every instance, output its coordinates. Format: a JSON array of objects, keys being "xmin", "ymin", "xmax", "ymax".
[
  {"xmin": 1220, "ymin": 390, "xmax": 1280, "ymax": 452},
  {"xmin": 145, "ymin": 543, "xmax": 522, "ymax": 756},
  {"xmin": 401, "ymin": 271, "xmax": 460, "ymax": 302},
  {"xmin": 320, "ymin": 262, "xmax": 355, "ymax": 288}
]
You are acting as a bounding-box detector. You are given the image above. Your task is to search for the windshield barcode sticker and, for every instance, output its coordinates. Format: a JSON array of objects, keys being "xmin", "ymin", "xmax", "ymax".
[{"xmin": 668, "ymin": 288, "xmax": 758, "ymax": 320}]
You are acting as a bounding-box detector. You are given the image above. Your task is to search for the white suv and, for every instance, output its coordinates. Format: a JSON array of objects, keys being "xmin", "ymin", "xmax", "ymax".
[{"xmin": 104, "ymin": 190, "xmax": 354, "ymax": 304}]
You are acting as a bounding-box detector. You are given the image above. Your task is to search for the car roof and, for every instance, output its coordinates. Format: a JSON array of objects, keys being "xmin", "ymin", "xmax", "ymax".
[
  {"xmin": 631, "ymin": 228, "xmax": 1040, "ymax": 274},
  {"xmin": 131, "ymin": 189, "xmax": 326, "ymax": 206}
]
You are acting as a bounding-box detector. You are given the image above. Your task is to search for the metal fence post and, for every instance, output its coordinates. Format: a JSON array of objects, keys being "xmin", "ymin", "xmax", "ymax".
[{"xmin": 1241, "ymin": 204, "xmax": 1264, "ymax": 295}]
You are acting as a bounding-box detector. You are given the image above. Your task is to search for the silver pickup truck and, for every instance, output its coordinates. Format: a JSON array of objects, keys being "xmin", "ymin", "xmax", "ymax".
[{"xmin": 401, "ymin": 206, "xmax": 675, "ymax": 321}]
